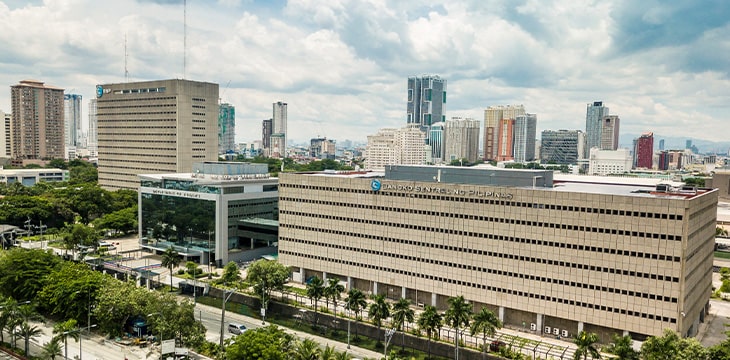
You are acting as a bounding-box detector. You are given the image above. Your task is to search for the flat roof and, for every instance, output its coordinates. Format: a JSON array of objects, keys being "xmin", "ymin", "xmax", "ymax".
[{"xmin": 139, "ymin": 172, "xmax": 275, "ymax": 184}]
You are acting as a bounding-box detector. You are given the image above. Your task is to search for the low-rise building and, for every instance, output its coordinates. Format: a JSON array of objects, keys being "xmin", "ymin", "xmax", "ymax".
[{"xmin": 0, "ymin": 168, "xmax": 69, "ymax": 185}]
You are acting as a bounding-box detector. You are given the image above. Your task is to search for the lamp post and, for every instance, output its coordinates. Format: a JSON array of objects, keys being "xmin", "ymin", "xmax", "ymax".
[
  {"xmin": 64, "ymin": 324, "xmax": 96, "ymax": 360},
  {"xmin": 384, "ymin": 328, "xmax": 396, "ymax": 360},
  {"xmin": 219, "ymin": 288, "xmax": 236, "ymax": 350},
  {"xmin": 147, "ymin": 312, "xmax": 163, "ymax": 357},
  {"xmin": 346, "ymin": 307, "xmax": 351, "ymax": 349}
]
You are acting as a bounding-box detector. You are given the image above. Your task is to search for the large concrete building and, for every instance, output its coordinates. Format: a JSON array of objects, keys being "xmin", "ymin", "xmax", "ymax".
[
  {"xmin": 484, "ymin": 105, "xmax": 525, "ymax": 161},
  {"xmin": 64, "ymin": 94, "xmax": 83, "ymax": 160},
  {"xmin": 443, "ymin": 117, "xmax": 480, "ymax": 164},
  {"xmin": 10, "ymin": 80, "xmax": 65, "ymax": 161},
  {"xmin": 270, "ymin": 102, "xmax": 287, "ymax": 158},
  {"xmin": 278, "ymin": 165, "xmax": 716, "ymax": 343},
  {"xmin": 1, "ymin": 111, "xmax": 10, "ymax": 159},
  {"xmin": 365, "ymin": 124, "xmax": 426, "ymax": 170},
  {"xmin": 95, "ymin": 79, "xmax": 219, "ymax": 190},
  {"xmin": 0, "ymin": 167, "xmax": 69, "ymax": 185},
  {"xmin": 588, "ymin": 148, "xmax": 633, "ymax": 175},
  {"xmin": 584, "ymin": 101, "xmax": 609, "ymax": 158},
  {"xmin": 540, "ymin": 130, "xmax": 585, "ymax": 165},
  {"xmin": 218, "ymin": 103, "xmax": 235, "ymax": 154},
  {"xmin": 407, "ymin": 75, "xmax": 446, "ymax": 129}
]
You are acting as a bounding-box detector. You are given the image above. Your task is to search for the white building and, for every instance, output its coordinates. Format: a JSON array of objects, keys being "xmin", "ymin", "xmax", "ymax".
[
  {"xmin": 0, "ymin": 168, "xmax": 69, "ymax": 185},
  {"xmin": 87, "ymin": 99, "xmax": 97, "ymax": 158},
  {"xmin": 588, "ymin": 148, "xmax": 632, "ymax": 175},
  {"xmin": 270, "ymin": 101, "xmax": 287, "ymax": 158},
  {"xmin": 365, "ymin": 124, "xmax": 426, "ymax": 170},
  {"xmin": 444, "ymin": 117, "xmax": 480, "ymax": 163},
  {"xmin": 64, "ymin": 94, "xmax": 83, "ymax": 160},
  {"xmin": 1, "ymin": 111, "xmax": 10, "ymax": 159}
]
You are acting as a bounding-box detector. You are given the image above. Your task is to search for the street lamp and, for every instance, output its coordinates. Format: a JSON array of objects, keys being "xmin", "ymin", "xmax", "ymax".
[
  {"xmin": 64, "ymin": 324, "xmax": 96, "ymax": 360},
  {"xmin": 219, "ymin": 288, "xmax": 236, "ymax": 350},
  {"xmin": 384, "ymin": 328, "xmax": 396, "ymax": 360},
  {"xmin": 147, "ymin": 312, "xmax": 163, "ymax": 357},
  {"xmin": 346, "ymin": 307, "xmax": 351, "ymax": 349}
]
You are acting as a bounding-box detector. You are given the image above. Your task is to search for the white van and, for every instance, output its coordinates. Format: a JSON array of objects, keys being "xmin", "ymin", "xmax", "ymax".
[{"xmin": 228, "ymin": 323, "xmax": 247, "ymax": 335}]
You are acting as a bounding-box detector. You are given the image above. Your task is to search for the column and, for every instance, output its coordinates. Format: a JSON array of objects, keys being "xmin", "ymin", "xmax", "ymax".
[
  {"xmin": 498, "ymin": 306, "xmax": 505, "ymax": 322},
  {"xmin": 401, "ymin": 286, "xmax": 406, "ymax": 299},
  {"xmin": 536, "ymin": 314, "xmax": 543, "ymax": 334},
  {"xmin": 623, "ymin": 330, "xmax": 629, "ymax": 336},
  {"xmin": 347, "ymin": 276, "xmax": 352, "ymax": 290},
  {"xmin": 578, "ymin": 321, "xmax": 584, "ymax": 333},
  {"xmin": 431, "ymin": 293, "xmax": 437, "ymax": 307},
  {"xmin": 373, "ymin": 281, "xmax": 378, "ymax": 295},
  {"xmin": 300, "ymin": 267, "xmax": 305, "ymax": 284},
  {"xmin": 323, "ymin": 272, "xmax": 328, "ymax": 281}
]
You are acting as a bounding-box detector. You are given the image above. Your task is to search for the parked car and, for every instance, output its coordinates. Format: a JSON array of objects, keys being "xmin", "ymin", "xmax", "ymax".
[
  {"xmin": 228, "ymin": 323, "xmax": 247, "ymax": 335},
  {"xmin": 490, "ymin": 340, "xmax": 506, "ymax": 352}
]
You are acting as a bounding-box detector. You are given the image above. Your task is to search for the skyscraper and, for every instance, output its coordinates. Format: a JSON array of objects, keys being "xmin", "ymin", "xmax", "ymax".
[
  {"xmin": 600, "ymin": 115, "xmax": 620, "ymax": 150},
  {"xmin": 407, "ymin": 75, "xmax": 446, "ymax": 128},
  {"xmin": 444, "ymin": 117, "xmax": 480, "ymax": 163},
  {"xmin": 658, "ymin": 139, "xmax": 665, "ymax": 151},
  {"xmin": 64, "ymin": 93, "xmax": 82, "ymax": 160},
  {"xmin": 513, "ymin": 113, "xmax": 537, "ymax": 163},
  {"xmin": 483, "ymin": 105, "xmax": 525, "ymax": 161},
  {"xmin": 96, "ymin": 79, "xmax": 219, "ymax": 190},
  {"xmin": 10, "ymin": 80, "xmax": 65, "ymax": 161},
  {"xmin": 540, "ymin": 130, "xmax": 585, "ymax": 165},
  {"xmin": 218, "ymin": 103, "xmax": 235, "ymax": 154},
  {"xmin": 271, "ymin": 101, "xmax": 287, "ymax": 158},
  {"xmin": 365, "ymin": 124, "xmax": 426, "ymax": 170},
  {"xmin": 262, "ymin": 118, "xmax": 272, "ymax": 150},
  {"xmin": 496, "ymin": 118, "xmax": 515, "ymax": 162},
  {"xmin": 584, "ymin": 101, "xmax": 609, "ymax": 158},
  {"xmin": 1, "ymin": 111, "xmax": 10, "ymax": 158},
  {"xmin": 634, "ymin": 132, "xmax": 654, "ymax": 169},
  {"xmin": 88, "ymin": 99, "xmax": 97, "ymax": 158},
  {"xmin": 428, "ymin": 122, "xmax": 444, "ymax": 162}
]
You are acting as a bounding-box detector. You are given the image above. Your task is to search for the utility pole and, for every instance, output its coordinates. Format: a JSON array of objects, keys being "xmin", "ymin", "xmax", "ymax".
[{"xmin": 219, "ymin": 289, "xmax": 235, "ymax": 349}]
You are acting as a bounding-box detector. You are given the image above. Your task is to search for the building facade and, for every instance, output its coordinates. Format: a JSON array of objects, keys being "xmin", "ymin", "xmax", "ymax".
[
  {"xmin": 428, "ymin": 122, "xmax": 444, "ymax": 162},
  {"xmin": 95, "ymin": 79, "xmax": 219, "ymax": 190},
  {"xmin": 310, "ymin": 137, "xmax": 336, "ymax": 159},
  {"xmin": 484, "ymin": 105, "xmax": 525, "ymax": 161},
  {"xmin": 10, "ymin": 80, "xmax": 65, "ymax": 161},
  {"xmin": 64, "ymin": 94, "xmax": 83, "ymax": 160},
  {"xmin": 496, "ymin": 119, "xmax": 515, "ymax": 162},
  {"xmin": 270, "ymin": 102, "xmax": 287, "ymax": 158},
  {"xmin": 365, "ymin": 125, "xmax": 426, "ymax": 170},
  {"xmin": 262, "ymin": 118, "xmax": 272, "ymax": 151},
  {"xmin": 407, "ymin": 75, "xmax": 446, "ymax": 128},
  {"xmin": 0, "ymin": 168, "xmax": 69, "ymax": 185},
  {"xmin": 218, "ymin": 103, "xmax": 235, "ymax": 154},
  {"xmin": 635, "ymin": 132, "xmax": 654, "ymax": 169},
  {"xmin": 278, "ymin": 166, "xmax": 716, "ymax": 343},
  {"xmin": 138, "ymin": 162, "xmax": 278, "ymax": 266},
  {"xmin": 513, "ymin": 113, "xmax": 537, "ymax": 163},
  {"xmin": 588, "ymin": 148, "xmax": 632, "ymax": 175},
  {"xmin": 87, "ymin": 99, "xmax": 98, "ymax": 158},
  {"xmin": 600, "ymin": 115, "xmax": 620, "ymax": 150},
  {"xmin": 540, "ymin": 130, "xmax": 585, "ymax": 165},
  {"xmin": 1, "ymin": 111, "xmax": 10, "ymax": 159},
  {"xmin": 584, "ymin": 101, "xmax": 610, "ymax": 158},
  {"xmin": 443, "ymin": 117, "xmax": 480, "ymax": 163}
]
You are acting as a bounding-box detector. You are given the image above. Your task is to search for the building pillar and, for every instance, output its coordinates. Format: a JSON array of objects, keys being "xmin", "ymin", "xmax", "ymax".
[
  {"xmin": 623, "ymin": 330, "xmax": 629, "ymax": 337},
  {"xmin": 431, "ymin": 293, "xmax": 437, "ymax": 307},
  {"xmin": 498, "ymin": 306, "xmax": 505, "ymax": 322},
  {"xmin": 401, "ymin": 286, "xmax": 406, "ymax": 299},
  {"xmin": 536, "ymin": 314, "xmax": 543, "ymax": 334},
  {"xmin": 250, "ymin": 238, "xmax": 254, "ymax": 249},
  {"xmin": 300, "ymin": 267, "xmax": 305, "ymax": 283},
  {"xmin": 373, "ymin": 281, "xmax": 378, "ymax": 296},
  {"xmin": 578, "ymin": 321, "xmax": 584, "ymax": 333},
  {"xmin": 347, "ymin": 276, "xmax": 352, "ymax": 290},
  {"xmin": 323, "ymin": 272, "xmax": 328, "ymax": 281}
]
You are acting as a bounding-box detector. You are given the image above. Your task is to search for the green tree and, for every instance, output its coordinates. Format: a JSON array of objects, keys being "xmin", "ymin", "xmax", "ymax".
[
  {"xmin": 721, "ymin": 267, "xmax": 730, "ymax": 283},
  {"xmin": 640, "ymin": 329, "xmax": 708, "ymax": 360},
  {"xmin": 291, "ymin": 338, "xmax": 321, "ymax": 360},
  {"xmin": 0, "ymin": 298, "xmax": 20, "ymax": 344},
  {"xmin": 147, "ymin": 293, "xmax": 206, "ymax": 348},
  {"xmin": 225, "ymin": 325, "xmax": 294, "ymax": 360},
  {"xmin": 367, "ymin": 294, "xmax": 391, "ymax": 345},
  {"xmin": 41, "ymin": 336, "xmax": 64, "ymax": 360},
  {"xmin": 391, "ymin": 298, "xmax": 415, "ymax": 353},
  {"xmin": 718, "ymin": 227, "xmax": 730, "ymax": 238},
  {"xmin": 444, "ymin": 295, "xmax": 472, "ymax": 360},
  {"xmin": 160, "ymin": 247, "xmax": 181, "ymax": 291},
  {"xmin": 62, "ymin": 223, "xmax": 99, "ymax": 259},
  {"xmin": 93, "ymin": 278, "xmax": 157, "ymax": 337},
  {"xmin": 417, "ymin": 305, "xmax": 443, "ymax": 359},
  {"xmin": 320, "ymin": 345, "xmax": 337, "ymax": 360},
  {"xmin": 306, "ymin": 276, "xmax": 325, "ymax": 325},
  {"xmin": 334, "ymin": 350, "xmax": 353, "ymax": 360},
  {"xmin": 219, "ymin": 261, "xmax": 241, "ymax": 285},
  {"xmin": 245, "ymin": 260, "xmax": 290, "ymax": 322},
  {"xmin": 17, "ymin": 304, "xmax": 44, "ymax": 356},
  {"xmin": 470, "ymin": 307, "xmax": 502, "ymax": 359},
  {"xmin": 344, "ymin": 289, "xmax": 367, "ymax": 340},
  {"xmin": 92, "ymin": 206, "xmax": 138, "ymax": 235},
  {"xmin": 603, "ymin": 334, "xmax": 638, "ymax": 360},
  {"xmin": 573, "ymin": 331, "xmax": 601, "ymax": 360},
  {"xmin": 37, "ymin": 261, "xmax": 105, "ymax": 322},
  {"xmin": 0, "ymin": 248, "xmax": 62, "ymax": 300},
  {"xmin": 324, "ymin": 277, "xmax": 344, "ymax": 316},
  {"xmin": 53, "ymin": 319, "xmax": 79, "ymax": 360}
]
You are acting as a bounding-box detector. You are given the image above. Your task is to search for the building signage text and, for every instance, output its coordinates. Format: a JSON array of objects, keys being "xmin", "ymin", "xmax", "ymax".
[
  {"xmin": 379, "ymin": 183, "xmax": 513, "ymax": 199},
  {"xmin": 151, "ymin": 188, "xmax": 203, "ymax": 199}
]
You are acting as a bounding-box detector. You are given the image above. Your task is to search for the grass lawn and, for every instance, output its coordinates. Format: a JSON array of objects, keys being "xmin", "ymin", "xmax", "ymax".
[{"xmin": 715, "ymin": 251, "xmax": 730, "ymax": 260}]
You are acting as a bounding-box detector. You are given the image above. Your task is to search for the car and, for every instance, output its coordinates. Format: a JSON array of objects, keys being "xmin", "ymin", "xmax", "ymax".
[
  {"xmin": 228, "ymin": 323, "xmax": 247, "ymax": 335},
  {"xmin": 489, "ymin": 340, "xmax": 506, "ymax": 352},
  {"xmin": 98, "ymin": 241, "xmax": 116, "ymax": 251}
]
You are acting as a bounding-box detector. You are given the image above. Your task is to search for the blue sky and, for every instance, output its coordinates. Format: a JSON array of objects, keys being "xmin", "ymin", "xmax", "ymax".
[{"xmin": 1, "ymin": 0, "xmax": 729, "ymax": 145}]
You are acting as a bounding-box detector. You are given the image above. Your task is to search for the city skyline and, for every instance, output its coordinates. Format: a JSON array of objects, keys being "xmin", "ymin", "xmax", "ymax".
[{"xmin": 1, "ymin": 1, "xmax": 729, "ymax": 145}]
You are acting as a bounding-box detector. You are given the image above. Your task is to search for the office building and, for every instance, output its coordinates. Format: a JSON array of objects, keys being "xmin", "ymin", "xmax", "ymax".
[
  {"xmin": 428, "ymin": 122, "xmax": 445, "ymax": 162},
  {"xmin": 600, "ymin": 115, "xmax": 620, "ymax": 150},
  {"xmin": 407, "ymin": 75, "xmax": 446, "ymax": 128},
  {"xmin": 310, "ymin": 137, "xmax": 336, "ymax": 159},
  {"xmin": 588, "ymin": 148, "xmax": 632, "ymax": 175},
  {"xmin": 584, "ymin": 101, "xmax": 610, "ymax": 158},
  {"xmin": 138, "ymin": 161, "xmax": 278, "ymax": 266},
  {"xmin": 87, "ymin": 100, "xmax": 98, "ymax": 158},
  {"xmin": 634, "ymin": 132, "xmax": 654, "ymax": 169},
  {"xmin": 658, "ymin": 139, "xmax": 665, "ymax": 151},
  {"xmin": 1, "ymin": 111, "xmax": 10, "ymax": 159},
  {"xmin": 365, "ymin": 124, "xmax": 426, "ymax": 170},
  {"xmin": 278, "ymin": 165, "xmax": 716, "ymax": 343},
  {"xmin": 443, "ymin": 117, "xmax": 480, "ymax": 163},
  {"xmin": 659, "ymin": 150, "xmax": 684, "ymax": 171},
  {"xmin": 64, "ymin": 94, "xmax": 82, "ymax": 160},
  {"xmin": 270, "ymin": 102, "xmax": 287, "ymax": 158},
  {"xmin": 513, "ymin": 113, "xmax": 537, "ymax": 163},
  {"xmin": 219, "ymin": 103, "xmax": 235, "ymax": 154},
  {"xmin": 0, "ymin": 167, "xmax": 69, "ymax": 185},
  {"xmin": 540, "ymin": 130, "xmax": 585, "ymax": 165},
  {"xmin": 484, "ymin": 105, "xmax": 525, "ymax": 161},
  {"xmin": 10, "ymin": 80, "xmax": 65, "ymax": 161},
  {"xmin": 262, "ymin": 118, "xmax": 272, "ymax": 151},
  {"xmin": 95, "ymin": 79, "xmax": 219, "ymax": 191},
  {"xmin": 496, "ymin": 118, "xmax": 515, "ymax": 162}
]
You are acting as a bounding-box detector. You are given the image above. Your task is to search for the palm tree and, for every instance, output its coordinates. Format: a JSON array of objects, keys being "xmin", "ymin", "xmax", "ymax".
[
  {"xmin": 391, "ymin": 298, "xmax": 415, "ymax": 353},
  {"xmin": 470, "ymin": 307, "xmax": 502, "ymax": 359},
  {"xmin": 603, "ymin": 333, "xmax": 638, "ymax": 360},
  {"xmin": 367, "ymin": 294, "xmax": 391, "ymax": 345},
  {"xmin": 718, "ymin": 227, "xmax": 729, "ymax": 237},
  {"xmin": 53, "ymin": 319, "xmax": 79, "ymax": 360},
  {"xmin": 334, "ymin": 350, "xmax": 352, "ymax": 360},
  {"xmin": 0, "ymin": 297, "xmax": 19, "ymax": 344},
  {"xmin": 417, "ymin": 305, "xmax": 443, "ymax": 359},
  {"xmin": 344, "ymin": 289, "xmax": 367, "ymax": 340},
  {"xmin": 290, "ymin": 338, "xmax": 321, "ymax": 360},
  {"xmin": 324, "ymin": 278, "xmax": 345, "ymax": 316},
  {"xmin": 306, "ymin": 276, "xmax": 325, "ymax": 326},
  {"xmin": 41, "ymin": 337, "xmax": 63, "ymax": 360},
  {"xmin": 160, "ymin": 247, "xmax": 181, "ymax": 291},
  {"xmin": 320, "ymin": 344, "xmax": 337, "ymax": 360},
  {"xmin": 444, "ymin": 295, "xmax": 472, "ymax": 360},
  {"xmin": 17, "ymin": 304, "xmax": 44, "ymax": 356},
  {"xmin": 574, "ymin": 331, "xmax": 601, "ymax": 360}
]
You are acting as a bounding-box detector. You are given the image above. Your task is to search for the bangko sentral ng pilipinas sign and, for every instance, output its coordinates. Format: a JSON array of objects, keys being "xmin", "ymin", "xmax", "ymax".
[{"xmin": 373, "ymin": 180, "xmax": 513, "ymax": 200}]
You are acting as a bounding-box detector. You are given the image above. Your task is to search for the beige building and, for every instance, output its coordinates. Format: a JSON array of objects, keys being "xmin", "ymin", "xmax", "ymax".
[
  {"xmin": 444, "ymin": 117, "xmax": 480, "ymax": 163},
  {"xmin": 364, "ymin": 124, "xmax": 426, "ymax": 170},
  {"xmin": 483, "ymin": 104, "xmax": 525, "ymax": 161},
  {"xmin": 10, "ymin": 80, "xmax": 65, "ymax": 161},
  {"xmin": 96, "ymin": 79, "xmax": 219, "ymax": 190},
  {"xmin": 278, "ymin": 166, "xmax": 716, "ymax": 342},
  {"xmin": 1, "ymin": 111, "xmax": 10, "ymax": 159}
]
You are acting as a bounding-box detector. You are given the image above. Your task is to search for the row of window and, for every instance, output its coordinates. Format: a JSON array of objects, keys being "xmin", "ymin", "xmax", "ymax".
[
  {"xmin": 279, "ymin": 183, "xmax": 684, "ymax": 220},
  {"xmin": 97, "ymin": 103, "xmax": 176, "ymax": 110},
  {"xmin": 98, "ymin": 96, "xmax": 176, "ymax": 103},
  {"xmin": 281, "ymin": 249, "xmax": 678, "ymax": 324},
  {"xmin": 281, "ymin": 225, "xmax": 680, "ymax": 284},
  {"xmin": 97, "ymin": 112, "xmax": 177, "ymax": 116},
  {"xmin": 280, "ymin": 209, "xmax": 682, "ymax": 263},
  {"xmin": 281, "ymin": 197, "xmax": 682, "ymax": 242}
]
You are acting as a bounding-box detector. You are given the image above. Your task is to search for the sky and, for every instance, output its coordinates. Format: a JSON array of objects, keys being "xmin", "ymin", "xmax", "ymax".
[{"xmin": 1, "ymin": 0, "xmax": 730, "ymax": 146}]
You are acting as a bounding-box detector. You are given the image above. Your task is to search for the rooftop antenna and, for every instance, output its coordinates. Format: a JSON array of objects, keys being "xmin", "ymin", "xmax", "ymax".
[
  {"xmin": 124, "ymin": 33, "xmax": 129, "ymax": 82},
  {"xmin": 183, "ymin": 0, "xmax": 187, "ymax": 79}
]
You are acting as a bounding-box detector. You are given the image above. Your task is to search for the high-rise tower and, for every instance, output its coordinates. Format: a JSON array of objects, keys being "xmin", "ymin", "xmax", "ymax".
[
  {"xmin": 271, "ymin": 101, "xmax": 287, "ymax": 158},
  {"xmin": 600, "ymin": 115, "xmax": 620, "ymax": 150},
  {"xmin": 218, "ymin": 103, "xmax": 235, "ymax": 154},
  {"xmin": 88, "ymin": 99, "xmax": 98, "ymax": 158},
  {"xmin": 64, "ymin": 93, "xmax": 82, "ymax": 160},
  {"xmin": 584, "ymin": 101, "xmax": 609, "ymax": 158},
  {"xmin": 407, "ymin": 75, "xmax": 446, "ymax": 129},
  {"xmin": 513, "ymin": 113, "xmax": 537, "ymax": 163},
  {"xmin": 0, "ymin": 111, "xmax": 10, "ymax": 158},
  {"xmin": 484, "ymin": 105, "xmax": 525, "ymax": 161},
  {"xmin": 10, "ymin": 80, "xmax": 65, "ymax": 161},
  {"xmin": 634, "ymin": 132, "xmax": 654, "ymax": 169}
]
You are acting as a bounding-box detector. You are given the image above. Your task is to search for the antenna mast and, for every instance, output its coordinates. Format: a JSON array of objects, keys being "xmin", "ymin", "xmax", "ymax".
[
  {"xmin": 124, "ymin": 33, "xmax": 129, "ymax": 82},
  {"xmin": 183, "ymin": 0, "xmax": 187, "ymax": 79}
]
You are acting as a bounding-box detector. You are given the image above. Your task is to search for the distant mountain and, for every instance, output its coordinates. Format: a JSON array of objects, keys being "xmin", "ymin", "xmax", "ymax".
[{"xmin": 619, "ymin": 134, "xmax": 730, "ymax": 155}]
